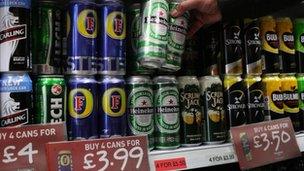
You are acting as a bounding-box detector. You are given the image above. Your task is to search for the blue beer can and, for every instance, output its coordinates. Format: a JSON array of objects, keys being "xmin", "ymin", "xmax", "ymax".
[
  {"xmin": 66, "ymin": 0, "xmax": 98, "ymax": 75},
  {"xmin": 99, "ymin": 76, "xmax": 127, "ymax": 137},
  {"xmin": 97, "ymin": 0, "xmax": 126, "ymax": 75},
  {"xmin": 67, "ymin": 75, "xmax": 98, "ymax": 140}
]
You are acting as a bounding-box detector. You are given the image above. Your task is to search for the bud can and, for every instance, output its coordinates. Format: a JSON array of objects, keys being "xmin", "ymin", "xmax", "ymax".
[
  {"xmin": 244, "ymin": 74, "xmax": 265, "ymax": 123},
  {"xmin": 154, "ymin": 76, "xmax": 180, "ymax": 149},
  {"xmin": 67, "ymin": 75, "xmax": 98, "ymax": 140},
  {"xmin": 99, "ymin": 76, "xmax": 127, "ymax": 137},
  {"xmin": 294, "ymin": 18, "xmax": 304, "ymax": 73},
  {"xmin": 297, "ymin": 73, "xmax": 304, "ymax": 131},
  {"xmin": 66, "ymin": 1, "xmax": 97, "ymax": 75},
  {"xmin": 199, "ymin": 76, "xmax": 226, "ymax": 144},
  {"xmin": 0, "ymin": 0, "xmax": 31, "ymax": 72},
  {"xmin": 126, "ymin": 76, "xmax": 154, "ymax": 149},
  {"xmin": 35, "ymin": 75, "xmax": 66, "ymax": 124}
]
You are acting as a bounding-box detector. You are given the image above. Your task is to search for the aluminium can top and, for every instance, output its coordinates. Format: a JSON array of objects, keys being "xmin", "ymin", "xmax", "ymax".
[
  {"xmin": 127, "ymin": 76, "xmax": 151, "ymax": 84},
  {"xmin": 153, "ymin": 76, "xmax": 177, "ymax": 84}
]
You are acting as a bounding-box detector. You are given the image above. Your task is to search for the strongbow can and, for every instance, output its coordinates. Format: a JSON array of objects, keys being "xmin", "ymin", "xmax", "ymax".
[
  {"xmin": 66, "ymin": 0, "xmax": 97, "ymax": 75},
  {"xmin": 67, "ymin": 75, "xmax": 98, "ymax": 140},
  {"xmin": 97, "ymin": 0, "xmax": 126, "ymax": 75},
  {"xmin": 99, "ymin": 76, "xmax": 127, "ymax": 137},
  {"xmin": 0, "ymin": 0, "xmax": 31, "ymax": 72},
  {"xmin": 294, "ymin": 18, "xmax": 304, "ymax": 73},
  {"xmin": 199, "ymin": 76, "xmax": 226, "ymax": 144},
  {"xmin": 154, "ymin": 76, "xmax": 180, "ymax": 149},
  {"xmin": 297, "ymin": 73, "xmax": 304, "ymax": 131},
  {"xmin": 127, "ymin": 76, "xmax": 154, "ymax": 150},
  {"xmin": 35, "ymin": 75, "xmax": 66, "ymax": 124}
]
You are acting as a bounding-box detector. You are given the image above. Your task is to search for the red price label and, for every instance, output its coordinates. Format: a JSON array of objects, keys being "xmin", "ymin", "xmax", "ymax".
[
  {"xmin": 154, "ymin": 157, "xmax": 187, "ymax": 171},
  {"xmin": 46, "ymin": 135, "xmax": 149, "ymax": 171},
  {"xmin": 0, "ymin": 123, "xmax": 65, "ymax": 171},
  {"xmin": 231, "ymin": 118, "xmax": 301, "ymax": 170}
]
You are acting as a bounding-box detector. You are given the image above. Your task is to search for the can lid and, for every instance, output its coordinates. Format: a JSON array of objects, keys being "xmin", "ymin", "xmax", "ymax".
[
  {"xmin": 37, "ymin": 75, "xmax": 64, "ymax": 78},
  {"xmin": 127, "ymin": 76, "xmax": 151, "ymax": 84},
  {"xmin": 153, "ymin": 76, "xmax": 177, "ymax": 84}
]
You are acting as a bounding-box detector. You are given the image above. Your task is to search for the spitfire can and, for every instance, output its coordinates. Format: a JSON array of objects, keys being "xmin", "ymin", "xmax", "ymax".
[
  {"xmin": 154, "ymin": 76, "xmax": 180, "ymax": 149},
  {"xmin": 294, "ymin": 18, "xmax": 304, "ymax": 73},
  {"xmin": 199, "ymin": 76, "xmax": 226, "ymax": 144},
  {"xmin": 0, "ymin": 0, "xmax": 31, "ymax": 72},
  {"xmin": 297, "ymin": 73, "xmax": 304, "ymax": 131}
]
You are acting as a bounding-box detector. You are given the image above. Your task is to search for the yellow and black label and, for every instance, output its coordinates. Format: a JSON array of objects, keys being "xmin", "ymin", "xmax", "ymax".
[
  {"xmin": 260, "ymin": 16, "xmax": 279, "ymax": 54},
  {"xmin": 276, "ymin": 17, "xmax": 295, "ymax": 54},
  {"xmin": 106, "ymin": 11, "xmax": 126, "ymax": 40},
  {"xmin": 102, "ymin": 88, "xmax": 126, "ymax": 117},
  {"xmin": 77, "ymin": 9, "xmax": 98, "ymax": 38},
  {"xmin": 68, "ymin": 88, "xmax": 94, "ymax": 119},
  {"xmin": 280, "ymin": 74, "xmax": 299, "ymax": 114}
]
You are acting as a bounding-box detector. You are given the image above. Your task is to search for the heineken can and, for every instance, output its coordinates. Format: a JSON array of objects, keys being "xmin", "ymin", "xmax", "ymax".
[
  {"xmin": 138, "ymin": 0, "xmax": 169, "ymax": 69},
  {"xmin": 127, "ymin": 76, "xmax": 154, "ymax": 150},
  {"xmin": 199, "ymin": 76, "xmax": 226, "ymax": 144},
  {"xmin": 161, "ymin": 0, "xmax": 189, "ymax": 71},
  {"xmin": 297, "ymin": 73, "xmax": 304, "ymax": 131},
  {"xmin": 153, "ymin": 76, "xmax": 180, "ymax": 149},
  {"xmin": 294, "ymin": 18, "xmax": 304, "ymax": 73},
  {"xmin": 177, "ymin": 76, "xmax": 202, "ymax": 146},
  {"xmin": 35, "ymin": 75, "xmax": 66, "ymax": 124}
]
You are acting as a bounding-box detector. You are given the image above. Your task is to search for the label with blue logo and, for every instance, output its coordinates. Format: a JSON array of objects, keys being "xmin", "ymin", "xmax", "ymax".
[{"xmin": 0, "ymin": 0, "xmax": 31, "ymax": 9}]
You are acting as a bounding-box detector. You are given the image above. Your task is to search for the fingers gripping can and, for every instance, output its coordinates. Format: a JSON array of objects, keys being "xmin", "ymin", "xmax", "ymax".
[
  {"xmin": 154, "ymin": 76, "xmax": 180, "ymax": 149},
  {"xmin": 297, "ymin": 73, "xmax": 304, "ymax": 131}
]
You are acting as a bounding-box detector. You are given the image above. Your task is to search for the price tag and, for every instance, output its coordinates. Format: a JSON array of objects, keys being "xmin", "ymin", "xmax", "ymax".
[
  {"xmin": 46, "ymin": 135, "xmax": 149, "ymax": 171},
  {"xmin": 231, "ymin": 118, "xmax": 301, "ymax": 170},
  {"xmin": 0, "ymin": 123, "xmax": 65, "ymax": 171},
  {"xmin": 154, "ymin": 157, "xmax": 187, "ymax": 171}
]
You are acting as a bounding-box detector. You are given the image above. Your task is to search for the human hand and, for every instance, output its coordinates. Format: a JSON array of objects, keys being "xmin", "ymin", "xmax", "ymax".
[{"xmin": 171, "ymin": 0, "xmax": 222, "ymax": 37}]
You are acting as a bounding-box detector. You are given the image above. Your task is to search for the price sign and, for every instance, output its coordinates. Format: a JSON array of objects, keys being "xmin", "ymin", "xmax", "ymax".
[
  {"xmin": 154, "ymin": 157, "xmax": 187, "ymax": 171},
  {"xmin": 46, "ymin": 135, "xmax": 149, "ymax": 171},
  {"xmin": 0, "ymin": 123, "xmax": 65, "ymax": 171},
  {"xmin": 231, "ymin": 118, "xmax": 301, "ymax": 170}
]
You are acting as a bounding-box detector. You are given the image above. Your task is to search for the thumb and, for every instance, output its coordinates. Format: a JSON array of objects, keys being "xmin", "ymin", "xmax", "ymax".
[{"xmin": 171, "ymin": 0, "xmax": 202, "ymax": 17}]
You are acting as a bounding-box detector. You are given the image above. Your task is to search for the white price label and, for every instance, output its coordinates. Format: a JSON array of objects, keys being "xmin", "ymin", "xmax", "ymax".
[
  {"xmin": 253, "ymin": 130, "xmax": 291, "ymax": 152},
  {"xmin": 2, "ymin": 143, "xmax": 38, "ymax": 164}
]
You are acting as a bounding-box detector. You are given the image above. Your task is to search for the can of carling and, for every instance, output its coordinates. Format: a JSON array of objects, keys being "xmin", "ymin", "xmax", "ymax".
[
  {"xmin": 294, "ymin": 18, "xmax": 304, "ymax": 73},
  {"xmin": 296, "ymin": 73, "xmax": 304, "ymax": 131}
]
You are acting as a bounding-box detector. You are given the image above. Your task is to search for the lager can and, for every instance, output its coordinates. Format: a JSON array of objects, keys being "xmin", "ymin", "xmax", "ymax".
[
  {"xmin": 262, "ymin": 73, "xmax": 283, "ymax": 120},
  {"xmin": 153, "ymin": 76, "xmax": 180, "ymax": 149},
  {"xmin": 297, "ymin": 73, "xmax": 304, "ymax": 131},
  {"xmin": 97, "ymin": 0, "xmax": 126, "ymax": 75},
  {"xmin": 126, "ymin": 76, "xmax": 154, "ymax": 150},
  {"xmin": 138, "ymin": 0, "xmax": 169, "ymax": 69},
  {"xmin": 179, "ymin": 36, "xmax": 200, "ymax": 76},
  {"xmin": 224, "ymin": 74, "xmax": 246, "ymax": 129},
  {"xmin": 199, "ymin": 75, "xmax": 226, "ymax": 144},
  {"xmin": 0, "ymin": 73, "xmax": 33, "ymax": 127},
  {"xmin": 66, "ymin": 0, "xmax": 97, "ymax": 75},
  {"xmin": 259, "ymin": 16, "xmax": 280, "ymax": 73},
  {"xmin": 99, "ymin": 76, "xmax": 127, "ymax": 137},
  {"xmin": 276, "ymin": 17, "xmax": 296, "ymax": 73},
  {"xmin": 35, "ymin": 75, "xmax": 66, "ymax": 124},
  {"xmin": 32, "ymin": 0, "xmax": 63, "ymax": 75},
  {"xmin": 294, "ymin": 18, "xmax": 304, "ymax": 73},
  {"xmin": 67, "ymin": 75, "xmax": 98, "ymax": 140},
  {"xmin": 243, "ymin": 18, "xmax": 262, "ymax": 74},
  {"xmin": 178, "ymin": 76, "xmax": 202, "ymax": 146},
  {"xmin": 57, "ymin": 150, "xmax": 73, "ymax": 171},
  {"xmin": 0, "ymin": 0, "xmax": 31, "ymax": 72},
  {"xmin": 244, "ymin": 74, "xmax": 265, "ymax": 123}
]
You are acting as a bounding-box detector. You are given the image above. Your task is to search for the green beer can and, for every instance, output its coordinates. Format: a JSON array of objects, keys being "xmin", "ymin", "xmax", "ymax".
[
  {"xmin": 154, "ymin": 76, "xmax": 180, "ymax": 149},
  {"xmin": 297, "ymin": 73, "xmax": 304, "ymax": 131},
  {"xmin": 35, "ymin": 75, "xmax": 66, "ymax": 123},
  {"xmin": 294, "ymin": 18, "xmax": 304, "ymax": 73}
]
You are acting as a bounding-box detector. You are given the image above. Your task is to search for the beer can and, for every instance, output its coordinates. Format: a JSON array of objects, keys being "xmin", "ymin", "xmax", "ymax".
[
  {"xmin": 294, "ymin": 18, "xmax": 304, "ymax": 73},
  {"xmin": 243, "ymin": 18, "xmax": 262, "ymax": 74},
  {"xmin": 126, "ymin": 76, "xmax": 154, "ymax": 150},
  {"xmin": 199, "ymin": 75, "xmax": 226, "ymax": 144},
  {"xmin": 97, "ymin": 0, "xmax": 126, "ymax": 75},
  {"xmin": 0, "ymin": 0, "xmax": 31, "ymax": 72},
  {"xmin": 259, "ymin": 16, "xmax": 280, "ymax": 73},
  {"xmin": 67, "ymin": 75, "xmax": 98, "ymax": 140},
  {"xmin": 153, "ymin": 76, "xmax": 180, "ymax": 149},
  {"xmin": 32, "ymin": 0, "xmax": 63, "ymax": 75},
  {"xmin": 57, "ymin": 150, "xmax": 73, "ymax": 171},
  {"xmin": 221, "ymin": 20, "xmax": 243, "ymax": 74},
  {"xmin": 178, "ymin": 76, "xmax": 202, "ymax": 146},
  {"xmin": 99, "ymin": 76, "xmax": 126, "ymax": 137},
  {"xmin": 276, "ymin": 17, "xmax": 296, "ymax": 73},
  {"xmin": 297, "ymin": 73, "xmax": 304, "ymax": 131},
  {"xmin": 179, "ymin": 36, "xmax": 200, "ymax": 76},
  {"xmin": 224, "ymin": 74, "xmax": 246, "ymax": 129},
  {"xmin": 244, "ymin": 74, "xmax": 265, "ymax": 123},
  {"xmin": 34, "ymin": 75, "xmax": 66, "ymax": 124},
  {"xmin": 0, "ymin": 73, "xmax": 33, "ymax": 127},
  {"xmin": 138, "ymin": 0, "xmax": 169, "ymax": 69},
  {"xmin": 66, "ymin": 0, "xmax": 97, "ymax": 75},
  {"xmin": 262, "ymin": 73, "xmax": 283, "ymax": 121}
]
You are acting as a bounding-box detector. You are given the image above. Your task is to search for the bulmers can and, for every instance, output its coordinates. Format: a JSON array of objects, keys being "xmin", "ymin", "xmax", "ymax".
[
  {"xmin": 154, "ymin": 76, "xmax": 180, "ymax": 149},
  {"xmin": 126, "ymin": 76, "xmax": 154, "ymax": 150},
  {"xmin": 0, "ymin": 0, "xmax": 31, "ymax": 72},
  {"xmin": 199, "ymin": 76, "xmax": 226, "ymax": 144},
  {"xmin": 294, "ymin": 18, "xmax": 304, "ymax": 73},
  {"xmin": 178, "ymin": 76, "xmax": 202, "ymax": 146},
  {"xmin": 0, "ymin": 73, "xmax": 33, "ymax": 127},
  {"xmin": 99, "ymin": 76, "xmax": 127, "ymax": 137},
  {"xmin": 297, "ymin": 73, "xmax": 304, "ymax": 131}
]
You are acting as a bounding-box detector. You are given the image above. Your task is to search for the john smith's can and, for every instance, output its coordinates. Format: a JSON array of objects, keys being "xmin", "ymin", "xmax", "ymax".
[
  {"xmin": 297, "ymin": 73, "xmax": 304, "ymax": 131},
  {"xmin": 99, "ymin": 76, "xmax": 127, "ymax": 137},
  {"xmin": 35, "ymin": 75, "xmax": 66, "ymax": 124},
  {"xmin": 154, "ymin": 76, "xmax": 180, "ymax": 149},
  {"xmin": 67, "ymin": 75, "xmax": 98, "ymax": 140},
  {"xmin": 0, "ymin": 0, "xmax": 31, "ymax": 72},
  {"xmin": 126, "ymin": 76, "xmax": 154, "ymax": 150},
  {"xmin": 66, "ymin": 0, "xmax": 97, "ymax": 75},
  {"xmin": 199, "ymin": 75, "xmax": 226, "ymax": 144},
  {"xmin": 0, "ymin": 73, "xmax": 33, "ymax": 127},
  {"xmin": 294, "ymin": 18, "xmax": 304, "ymax": 73}
]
